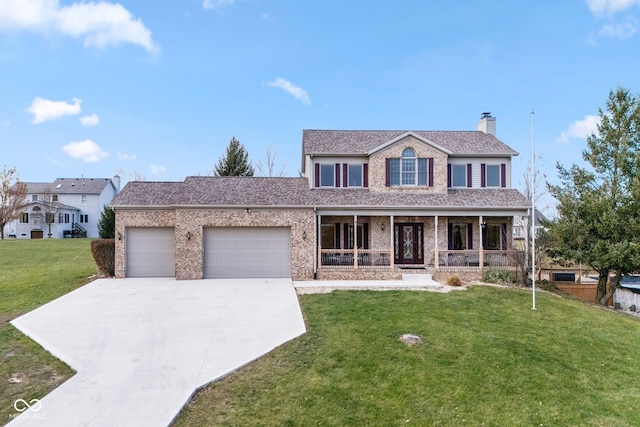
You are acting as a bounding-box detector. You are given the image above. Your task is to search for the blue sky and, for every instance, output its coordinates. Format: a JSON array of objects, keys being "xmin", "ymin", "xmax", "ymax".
[{"xmin": 1, "ymin": 0, "xmax": 638, "ymax": 207}]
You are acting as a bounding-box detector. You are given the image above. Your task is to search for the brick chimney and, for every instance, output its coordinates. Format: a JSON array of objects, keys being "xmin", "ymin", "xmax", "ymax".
[{"xmin": 477, "ymin": 112, "xmax": 496, "ymax": 136}]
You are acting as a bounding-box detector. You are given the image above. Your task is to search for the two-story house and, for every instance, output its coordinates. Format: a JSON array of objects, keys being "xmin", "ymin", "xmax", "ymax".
[
  {"xmin": 5, "ymin": 177, "xmax": 120, "ymax": 239},
  {"xmin": 111, "ymin": 114, "xmax": 529, "ymax": 281}
]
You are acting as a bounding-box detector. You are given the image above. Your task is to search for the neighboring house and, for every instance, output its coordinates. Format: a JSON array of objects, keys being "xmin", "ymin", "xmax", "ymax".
[
  {"xmin": 5, "ymin": 177, "xmax": 120, "ymax": 239},
  {"xmin": 513, "ymin": 209, "xmax": 548, "ymax": 243},
  {"xmin": 111, "ymin": 113, "xmax": 530, "ymax": 281}
]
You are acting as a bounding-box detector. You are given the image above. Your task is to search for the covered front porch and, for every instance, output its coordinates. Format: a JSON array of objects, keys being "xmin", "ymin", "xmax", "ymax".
[{"xmin": 315, "ymin": 213, "xmax": 518, "ymax": 279}]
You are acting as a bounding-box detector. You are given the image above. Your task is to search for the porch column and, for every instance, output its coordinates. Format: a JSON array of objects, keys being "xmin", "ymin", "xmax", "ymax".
[
  {"xmin": 479, "ymin": 215, "xmax": 484, "ymax": 271},
  {"xmin": 353, "ymin": 215, "xmax": 358, "ymax": 269},
  {"xmin": 434, "ymin": 215, "xmax": 439, "ymax": 270},
  {"xmin": 389, "ymin": 215, "xmax": 394, "ymax": 269}
]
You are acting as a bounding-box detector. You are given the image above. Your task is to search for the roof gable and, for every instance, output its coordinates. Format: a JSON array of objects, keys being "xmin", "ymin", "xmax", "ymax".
[{"xmin": 366, "ymin": 131, "xmax": 452, "ymax": 156}]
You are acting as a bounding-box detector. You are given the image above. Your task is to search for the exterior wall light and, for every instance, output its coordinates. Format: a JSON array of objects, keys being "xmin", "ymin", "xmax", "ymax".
[
  {"xmin": 302, "ymin": 231, "xmax": 307, "ymax": 240},
  {"xmin": 186, "ymin": 231, "xmax": 192, "ymax": 240},
  {"xmin": 117, "ymin": 232, "xmax": 122, "ymax": 241}
]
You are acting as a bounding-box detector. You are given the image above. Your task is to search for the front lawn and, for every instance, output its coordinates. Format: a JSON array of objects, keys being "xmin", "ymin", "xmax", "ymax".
[
  {"xmin": 175, "ymin": 287, "xmax": 640, "ymax": 426},
  {"xmin": 0, "ymin": 239, "xmax": 95, "ymax": 422}
]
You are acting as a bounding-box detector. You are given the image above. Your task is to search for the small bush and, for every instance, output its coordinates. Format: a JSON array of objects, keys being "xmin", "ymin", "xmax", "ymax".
[
  {"xmin": 446, "ymin": 275, "xmax": 463, "ymax": 287},
  {"xmin": 91, "ymin": 239, "xmax": 115, "ymax": 277},
  {"xmin": 482, "ymin": 269, "xmax": 515, "ymax": 285}
]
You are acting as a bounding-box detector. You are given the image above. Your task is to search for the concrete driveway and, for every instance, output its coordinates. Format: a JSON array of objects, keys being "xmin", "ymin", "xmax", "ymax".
[{"xmin": 8, "ymin": 278, "xmax": 306, "ymax": 427}]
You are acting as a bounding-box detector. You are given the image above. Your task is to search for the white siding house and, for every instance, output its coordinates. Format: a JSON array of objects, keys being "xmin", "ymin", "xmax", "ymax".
[{"xmin": 4, "ymin": 177, "xmax": 120, "ymax": 239}]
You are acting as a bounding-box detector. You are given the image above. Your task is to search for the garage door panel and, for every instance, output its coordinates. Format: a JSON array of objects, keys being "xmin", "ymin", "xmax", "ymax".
[
  {"xmin": 204, "ymin": 227, "xmax": 291, "ymax": 278},
  {"xmin": 126, "ymin": 227, "xmax": 175, "ymax": 277}
]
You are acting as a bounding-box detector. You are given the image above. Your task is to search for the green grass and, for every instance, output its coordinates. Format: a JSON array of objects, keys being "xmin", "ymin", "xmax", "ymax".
[
  {"xmin": 3, "ymin": 241, "xmax": 640, "ymax": 426},
  {"xmin": 0, "ymin": 239, "xmax": 95, "ymax": 422},
  {"xmin": 174, "ymin": 287, "xmax": 640, "ymax": 427}
]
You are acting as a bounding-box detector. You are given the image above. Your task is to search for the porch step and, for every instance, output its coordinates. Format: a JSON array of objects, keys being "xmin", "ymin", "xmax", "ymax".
[{"xmin": 401, "ymin": 274, "xmax": 444, "ymax": 290}]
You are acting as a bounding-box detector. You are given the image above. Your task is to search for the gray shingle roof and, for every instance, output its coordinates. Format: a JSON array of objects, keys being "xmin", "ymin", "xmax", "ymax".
[
  {"xmin": 25, "ymin": 178, "xmax": 114, "ymax": 195},
  {"xmin": 111, "ymin": 177, "xmax": 530, "ymax": 211},
  {"xmin": 302, "ymin": 130, "xmax": 519, "ymax": 156}
]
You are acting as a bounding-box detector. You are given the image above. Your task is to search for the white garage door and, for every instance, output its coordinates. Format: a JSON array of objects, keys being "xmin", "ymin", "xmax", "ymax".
[
  {"xmin": 126, "ymin": 227, "xmax": 175, "ymax": 277},
  {"xmin": 204, "ymin": 227, "xmax": 291, "ymax": 278}
]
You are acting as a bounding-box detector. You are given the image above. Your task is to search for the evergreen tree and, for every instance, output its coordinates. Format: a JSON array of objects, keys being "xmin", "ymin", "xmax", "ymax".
[
  {"xmin": 214, "ymin": 137, "xmax": 255, "ymax": 176},
  {"xmin": 547, "ymin": 87, "xmax": 640, "ymax": 304},
  {"xmin": 98, "ymin": 205, "xmax": 116, "ymax": 239}
]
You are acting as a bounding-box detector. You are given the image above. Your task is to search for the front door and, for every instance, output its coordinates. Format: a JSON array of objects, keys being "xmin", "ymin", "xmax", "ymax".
[{"xmin": 394, "ymin": 223, "xmax": 423, "ymax": 264}]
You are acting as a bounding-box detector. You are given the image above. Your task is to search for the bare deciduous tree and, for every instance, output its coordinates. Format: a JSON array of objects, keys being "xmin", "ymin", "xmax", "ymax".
[
  {"xmin": 0, "ymin": 165, "xmax": 28, "ymax": 239},
  {"xmin": 254, "ymin": 145, "xmax": 286, "ymax": 177}
]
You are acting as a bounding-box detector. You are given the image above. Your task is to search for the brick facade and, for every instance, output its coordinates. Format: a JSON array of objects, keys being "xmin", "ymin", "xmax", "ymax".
[{"xmin": 368, "ymin": 135, "xmax": 449, "ymax": 193}]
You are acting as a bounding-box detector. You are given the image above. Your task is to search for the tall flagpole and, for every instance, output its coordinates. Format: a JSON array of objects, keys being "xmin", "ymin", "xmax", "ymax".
[{"xmin": 531, "ymin": 109, "xmax": 537, "ymax": 310}]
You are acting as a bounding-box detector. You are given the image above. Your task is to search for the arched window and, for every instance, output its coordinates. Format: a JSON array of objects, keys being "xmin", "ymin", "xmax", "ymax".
[
  {"xmin": 401, "ymin": 148, "xmax": 417, "ymax": 185},
  {"xmin": 402, "ymin": 148, "xmax": 416, "ymax": 158},
  {"xmin": 388, "ymin": 147, "xmax": 430, "ymax": 187}
]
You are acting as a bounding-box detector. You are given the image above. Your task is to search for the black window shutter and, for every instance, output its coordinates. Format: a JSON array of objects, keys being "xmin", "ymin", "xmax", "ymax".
[
  {"xmin": 480, "ymin": 163, "xmax": 486, "ymax": 188},
  {"xmin": 447, "ymin": 164, "xmax": 451, "ymax": 188},
  {"xmin": 335, "ymin": 163, "xmax": 341, "ymax": 188},
  {"xmin": 448, "ymin": 223, "xmax": 453, "ymax": 250},
  {"xmin": 467, "ymin": 164, "xmax": 472, "ymax": 188},
  {"xmin": 343, "ymin": 164, "xmax": 348, "ymax": 187},
  {"xmin": 363, "ymin": 163, "xmax": 369, "ymax": 187},
  {"xmin": 385, "ymin": 159, "xmax": 391, "ymax": 187},
  {"xmin": 501, "ymin": 223, "xmax": 507, "ymax": 249},
  {"xmin": 428, "ymin": 158, "xmax": 434, "ymax": 187},
  {"xmin": 335, "ymin": 224, "xmax": 341, "ymax": 249},
  {"xmin": 501, "ymin": 163, "xmax": 506, "ymax": 188},
  {"xmin": 344, "ymin": 223, "xmax": 349, "ymax": 249},
  {"xmin": 467, "ymin": 223, "xmax": 473, "ymax": 249},
  {"xmin": 314, "ymin": 163, "xmax": 320, "ymax": 188},
  {"xmin": 363, "ymin": 223, "xmax": 369, "ymax": 249},
  {"xmin": 482, "ymin": 224, "xmax": 487, "ymax": 248}
]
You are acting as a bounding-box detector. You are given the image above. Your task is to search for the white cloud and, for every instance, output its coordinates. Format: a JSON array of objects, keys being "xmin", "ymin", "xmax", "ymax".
[
  {"xmin": 116, "ymin": 151, "xmax": 136, "ymax": 161},
  {"xmin": 267, "ymin": 78, "xmax": 311, "ymax": 105},
  {"xmin": 150, "ymin": 164, "xmax": 166, "ymax": 175},
  {"xmin": 599, "ymin": 20, "xmax": 637, "ymax": 38},
  {"xmin": 0, "ymin": 0, "xmax": 158, "ymax": 54},
  {"xmin": 203, "ymin": 0, "xmax": 235, "ymax": 11},
  {"xmin": 80, "ymin": 113, "xmax": 99, "ymax": 126},
  {"xmin": 558, "ymin": 115, "xmax": 600, "ymax": 143},
  {"xmin": 586, "ymin": 0, "xmax": 640, "ymax": 15},
  {"xmin": 26, "ymin": 97, "xmax": 81, "ymax": 123},
  {"xmin": 62, "ymin": 139, "xmax": 109, "ymax": 162}
]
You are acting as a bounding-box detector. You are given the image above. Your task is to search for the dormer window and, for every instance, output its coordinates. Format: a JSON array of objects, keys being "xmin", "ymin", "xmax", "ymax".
[{"xmin": 386, "ymin": 148, "xmax": 433, "ymax": 187}]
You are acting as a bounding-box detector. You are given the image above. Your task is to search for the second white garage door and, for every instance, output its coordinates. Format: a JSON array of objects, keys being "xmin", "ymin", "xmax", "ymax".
[{"xmin": 204, "ymin": 227, "xmax": 291, "ymax": 278}]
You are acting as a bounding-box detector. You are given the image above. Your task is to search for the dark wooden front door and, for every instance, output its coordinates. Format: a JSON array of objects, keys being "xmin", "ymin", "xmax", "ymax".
[{"xmin": 394, "ymin": 223, "xmax": 423, "ymax": 264}]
